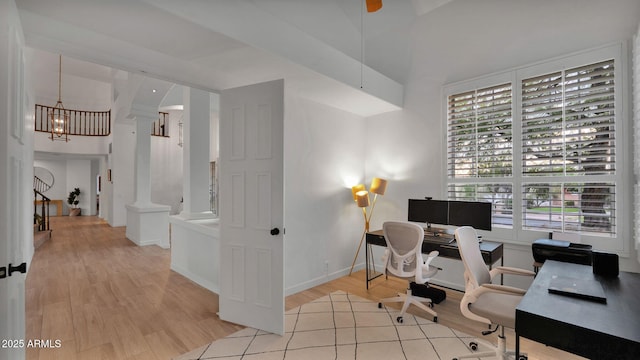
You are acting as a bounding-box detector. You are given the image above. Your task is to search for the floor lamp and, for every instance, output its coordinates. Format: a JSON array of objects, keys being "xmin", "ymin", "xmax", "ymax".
[{"xmin": 349, "ymin": 177, "xmax": 387, "ymax": 275}]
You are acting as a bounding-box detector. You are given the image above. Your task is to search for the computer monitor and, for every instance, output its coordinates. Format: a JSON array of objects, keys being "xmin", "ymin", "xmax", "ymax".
[
  {"xmin": 407, "ymin": 199, "xmax": 449, "ymax": 227},
  {"xmin": 448, "ymin": 200, "xmax": 492, "ymax": 231}
]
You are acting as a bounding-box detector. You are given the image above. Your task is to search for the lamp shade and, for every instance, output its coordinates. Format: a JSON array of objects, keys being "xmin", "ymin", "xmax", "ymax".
[
  {"xmin": 356, "ymin": 190, "xmax": 370, "ymax": 208},
  {"xmin": 351, "ymin": 184, "xmax": 366, "ymax": 201},
  {"xmin": 366, "ymin": 0, "xmax": 382, "ymax": 13},
  {"xmin": 370, "ymin": 177, "xmax": 387, "ymax": 196}
]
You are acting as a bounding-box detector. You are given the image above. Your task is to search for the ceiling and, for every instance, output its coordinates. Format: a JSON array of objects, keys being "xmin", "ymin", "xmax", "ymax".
[{"xmin": 16, "ymin": 0, "xmax": 454, "ymax": 117}]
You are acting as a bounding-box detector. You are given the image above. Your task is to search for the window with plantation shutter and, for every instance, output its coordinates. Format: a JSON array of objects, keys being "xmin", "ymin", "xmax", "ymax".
[
  {"xmin": 522, "ymin": 182, "xmax": 615, "ymax": 235},
  {"xmin": 447, "ymin": 83, "xmax": 514, "ymax": 227},
  {"xmin": 448, "ymin": 83, "xmax": 513, "ymax": 178},
  {"xmin": 521, "ymin": 60, "xmax": 616, "ymax": 236},
  {"xmin": 445, "ymin": 44, "xmax": 624, "ymax": 241},
  {"xmin": 447, "ymin": 183, "xmax": 514, "ymax": 227},
  {"xmin": 522, "ymin": 60, "xmax": 615, "ymax": 177}
]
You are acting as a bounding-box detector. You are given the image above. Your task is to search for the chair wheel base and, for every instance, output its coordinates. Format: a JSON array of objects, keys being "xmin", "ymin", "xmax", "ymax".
[
  {"xmin": 433, "ymin": 316, "xmax": 437, "ymax": 323},
  {"xmin": 519, "ymin": 356, "xmax": 528, "ymax": 360},
  {"xmin": 378, "ymin": 302, "xmax": 382, "ymax": 308},
  {"xmin": 469, "ymin": 341, "xmax": 478, "ymax": 351},
  {"xmin": 396, "ymin": 316, "xmax": 403, "ymax": 323}
]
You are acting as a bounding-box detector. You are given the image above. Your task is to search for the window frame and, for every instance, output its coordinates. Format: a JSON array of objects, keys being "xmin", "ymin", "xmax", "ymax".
[{"xmin": 442, "ymin": 42, "xmax": 630, "ymax": 253}]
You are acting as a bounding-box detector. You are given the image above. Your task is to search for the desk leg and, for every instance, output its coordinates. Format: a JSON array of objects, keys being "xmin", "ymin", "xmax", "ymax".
[
  {"xmin": 365, "ymin": 239, "xmax": 370, "ymax": 289},
  {"xmin": 368, "ymin": 243, "xmax": 376, "ymax": 279},
  {"xmin": 515, "ymin": 333, "xmax": 520, "ymax": 359}
]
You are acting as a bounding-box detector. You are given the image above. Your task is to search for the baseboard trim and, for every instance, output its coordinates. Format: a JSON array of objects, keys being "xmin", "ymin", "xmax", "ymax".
[{"xmin": 171, "ymin": 264, "xmax": 219, "ymax": 294}]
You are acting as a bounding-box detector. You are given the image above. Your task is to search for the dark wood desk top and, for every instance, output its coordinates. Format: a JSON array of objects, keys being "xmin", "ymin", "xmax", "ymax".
[
  {"xmin": 516, "ymin": 260, "xmax": 640, "ymax": 359},
  {"xmin": 366, "ymin": 230, "xmax": 503, "ymax": 265}
]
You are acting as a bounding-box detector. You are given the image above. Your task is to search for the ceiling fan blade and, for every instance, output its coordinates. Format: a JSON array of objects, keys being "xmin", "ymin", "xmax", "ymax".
[{"xmin": 366, "ymin": 0, "xmax": 382, "ymax": 13}]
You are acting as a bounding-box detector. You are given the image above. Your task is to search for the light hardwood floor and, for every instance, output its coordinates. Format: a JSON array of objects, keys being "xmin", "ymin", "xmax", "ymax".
[{"xmin": 26, "ymin": 216, "xmax": 584, "ymax": 359}]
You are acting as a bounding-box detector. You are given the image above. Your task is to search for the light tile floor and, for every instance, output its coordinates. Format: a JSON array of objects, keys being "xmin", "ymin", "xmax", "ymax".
[{"xmin": 174, "ymin": 291, "xmax": 484, "ymax": 360}]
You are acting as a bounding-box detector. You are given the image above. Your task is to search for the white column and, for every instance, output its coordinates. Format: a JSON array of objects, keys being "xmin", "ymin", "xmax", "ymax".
[
  {"xmin": 180, "ymin": 87, "xmax": 213, "ymax": 219},
  {"xmin": 125, "ymin": 104, "xmax": 171, "ymax": 248},
  {"xmin": 133, "ymin": 111, "xmax": 154, "ymax": 206}
]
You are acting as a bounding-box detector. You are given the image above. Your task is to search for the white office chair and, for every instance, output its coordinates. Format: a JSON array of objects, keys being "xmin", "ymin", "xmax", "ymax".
[
  {"xmin": 377, "ymin": 221, "xmax": 440, "ymax": 323},
  {"xmin": 453, "ymin": 226, "xmax": 535, "ymax": 360}
]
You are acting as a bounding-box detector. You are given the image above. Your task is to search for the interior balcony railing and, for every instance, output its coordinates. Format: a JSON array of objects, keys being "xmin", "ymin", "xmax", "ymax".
[
  {"xmin": 34, "ymin": 104, "xmax": 111, "ymax": 136},
  {"xmin": 152, "ymin": 112, "xmax": 169, "ymax": 137},
  {"xmin": 34, "ymin": 189, "xmax": 50, "ymax": 232}
]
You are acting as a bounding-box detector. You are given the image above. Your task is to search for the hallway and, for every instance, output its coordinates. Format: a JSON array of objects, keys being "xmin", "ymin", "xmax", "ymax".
[{"xmin": 26, "ymin": 216, "xmax": 242, "ymax": 359}]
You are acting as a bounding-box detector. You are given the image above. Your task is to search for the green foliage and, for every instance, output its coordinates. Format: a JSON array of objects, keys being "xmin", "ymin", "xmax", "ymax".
[{"xmin": 67, "ymin": 187, "xmax": 81, "ymax": 207}]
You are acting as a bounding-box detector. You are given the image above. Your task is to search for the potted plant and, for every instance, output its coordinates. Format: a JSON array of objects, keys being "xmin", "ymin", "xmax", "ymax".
[
  {"xmin": 67, "ymin": 187, "xmax": 81, "ymax": 216},
  {"xmin": 34, "ymin": 213, "xmax": 42, "ymax": 232}
]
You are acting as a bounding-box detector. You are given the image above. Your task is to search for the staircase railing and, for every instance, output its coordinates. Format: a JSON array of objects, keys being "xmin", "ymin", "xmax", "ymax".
[
  {"xmin": 33, "ymin": 175, "xmax": 51, "ymax": 193},
  {"xmin": 34, "ymin": 189, "xmax": 51, "ymax": 232},
  {"xmin": 34, "ymin": 104, "xmax": 111, "ymax": 136},
  {"xmin": 152, "ymin": 112, "xmax": 170, "ymax": 137}
]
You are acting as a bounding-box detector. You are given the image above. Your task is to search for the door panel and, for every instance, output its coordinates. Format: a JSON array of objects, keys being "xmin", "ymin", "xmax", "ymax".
[
  {"xmin": 230, "ymin": 245, "xmax": 246, "ymax": 301},
  {"xmin": 255, "ymin": 173, "xmax": 271, "ymax": 229},
  {"xmin": 0, "ymin": 2, "xmax": 30, "ymax": 360},
  {"xmin": 230, "ymin": 106, "xmax": 245, "ymax": 160},
  {"xmin": 230, "ymin": 172, "xmax": 245, "ymax": 227},
  {"xmin": 219, "ymin": 79, "xmax": 284, "ymax": 335}
]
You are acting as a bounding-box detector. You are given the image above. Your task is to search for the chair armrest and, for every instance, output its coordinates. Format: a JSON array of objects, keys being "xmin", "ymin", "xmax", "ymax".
[
  {"xmin": 416, "ymin": 251, "xmax": 440, "ymax": 283},
  {"xmin": 459, "ymin": 283, "xmax": 525, "ymax": 326},
  {"xmin": 423, "ymin": 250, "xmax": 439, "ymax": 267},
  {"xmin": 489, "ymin": 266, "xmax": 535, "ymax": 280},
  {"xmin": 480, "ymin": 283, "xmax": 527, "ymax": 296},
  {"xmin": 467, "ymin": 283, "xmax": 526, "ymax": 301}
]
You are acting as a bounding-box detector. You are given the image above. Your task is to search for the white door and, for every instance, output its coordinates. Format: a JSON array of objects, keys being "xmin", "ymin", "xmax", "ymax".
[
  {"xmin": 1, "ymin": 2, "xmax": 30, "ymax": 359},
  {"xmin": 218, "ymin": 79, "xmax": 284, "ymax": 335}
]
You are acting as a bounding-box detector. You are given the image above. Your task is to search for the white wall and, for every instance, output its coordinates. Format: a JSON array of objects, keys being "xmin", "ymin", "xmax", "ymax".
[
  {"xmin": 66, "ymin": 159, "xmax": 91, "ymax": 215},
  {"xmin": 109, "ymin": 121, "xmax": 135, "ymax": 226},
  {"xmin": 170, "ymin": 219, "xmax": 220, "ymax": 293},
  {"xmin": 283, "ymin": 94, "xmax": 366, "ymax": 294},
  {"xmin": 181, "ymin": 87, "xmax": 211, "ymax": 215},
  {"xmin": 90, "ymin": 159, "xmax": 99, "ymax": 215},
  {"xmin": 98, "ymin": 156, "xmax": 109, "ymax": 219},
  {"xmin": 150, "ymin": 110, "xmax": 183, "ymax": 214},
  {"xmin": 210, "ymin": 93, "xmax": 220, "ymax": 161},
  {"xmin": 366, "ymin": 0, "xmax": 640, "ymax": 279},
  {"xmin": 33, "ymin": 159, "xmax": 66, "ymax": 195},
  {"xmin": 28, "ymin": 47, "xmax": 111, "ymax": 111},
  {"xmin": 34, "ymin": 131, "xmax": 109, "ymax": 155}
]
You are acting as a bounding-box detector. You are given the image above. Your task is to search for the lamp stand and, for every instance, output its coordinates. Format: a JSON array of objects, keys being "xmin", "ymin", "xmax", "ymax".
[{"xmin": 349, "ymin": 194, "xmax": 380, "ymax": 276}]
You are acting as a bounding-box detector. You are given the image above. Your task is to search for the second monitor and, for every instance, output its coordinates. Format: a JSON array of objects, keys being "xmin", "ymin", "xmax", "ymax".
[
  {"xmin": 407, "ymin": 199, "xmax": 492, "ymax": 231},
  {"xmin": 448, "ymin": 200, "xmax": 492, "ymax": 231}
]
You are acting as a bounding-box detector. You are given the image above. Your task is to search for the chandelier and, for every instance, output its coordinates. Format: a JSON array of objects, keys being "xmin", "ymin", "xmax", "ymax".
[{"xmin": 49, "ymin": 54, "xmax": 69, "ymax": 142}]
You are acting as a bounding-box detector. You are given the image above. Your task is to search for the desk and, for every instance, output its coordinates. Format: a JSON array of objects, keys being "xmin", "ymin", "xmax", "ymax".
[
  {"xmin": 516, "ymin": 260, "xmax": 640, "ymax": 359},
  {"xmin": 365, "ymin": 230, "xmax": 503, "ymax": 289},
  {"xmin": 34, "ymin": 199, "xmax": 63, "ymax": 216}
]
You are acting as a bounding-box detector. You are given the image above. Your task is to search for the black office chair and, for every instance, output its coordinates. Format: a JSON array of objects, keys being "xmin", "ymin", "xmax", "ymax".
[{"xmin": 453, "ymin": 226, "xmax": 535, "ymax": 360}]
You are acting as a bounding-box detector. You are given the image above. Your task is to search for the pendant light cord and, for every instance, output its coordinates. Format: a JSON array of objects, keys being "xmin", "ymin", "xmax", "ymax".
[
  {"xmin": 57, "ymin": 55, "xmax": 62, "ymax": 103},
  {"xmin": 360, "ymin": 0, "xmax": 364, "ymax": 89}
]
